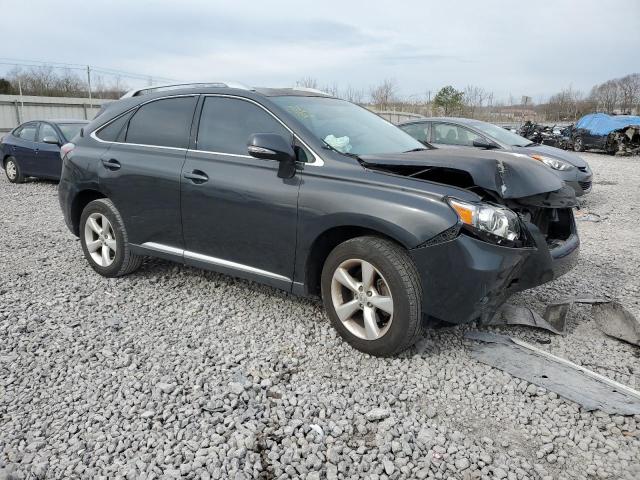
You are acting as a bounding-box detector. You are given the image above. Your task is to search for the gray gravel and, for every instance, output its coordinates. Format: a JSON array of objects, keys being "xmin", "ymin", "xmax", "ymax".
[{"xmin": 1, "ymin": 152, "xmax": 639, "ymax": 479}]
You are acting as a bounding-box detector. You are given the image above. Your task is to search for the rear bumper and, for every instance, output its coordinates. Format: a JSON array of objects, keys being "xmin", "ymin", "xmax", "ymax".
[{"xmin": 409, "ymin": 213, "xmax": 579, "ymax": 325}]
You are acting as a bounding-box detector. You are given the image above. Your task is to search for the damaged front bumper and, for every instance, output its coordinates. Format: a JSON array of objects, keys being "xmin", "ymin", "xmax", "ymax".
[{"xmin": 409, "ymin": 211, "xmax": 579, "ymax": 326}]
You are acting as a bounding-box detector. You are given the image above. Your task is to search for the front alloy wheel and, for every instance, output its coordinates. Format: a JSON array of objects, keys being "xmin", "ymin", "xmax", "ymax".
[
  {"xmin": 331, "ymin": 259, "xmax": 394, "ymax": 340},
  {"xmin": 321, "ymin": 236, "xmax": 423, "ymax": 356}
]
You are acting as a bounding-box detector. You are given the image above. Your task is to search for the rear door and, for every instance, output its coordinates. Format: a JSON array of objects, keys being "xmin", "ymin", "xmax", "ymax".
[
  {"xmin": 10, "ymin": 122, "xmax": 39, "ymax": 174},
  {"xmin": 34, "ymin": 122, "xmax": 62, "ymax": 178},
  {"xmin": 400, "ymin": 122, "xmax": 431, "ymax": 145},
  {"xmin": 97, "ymin": 95, "xmax": 198, "ymax": 249},
  {"xmin": 180, "ymin": 95, "xmax": 300, "ymax": 289}
]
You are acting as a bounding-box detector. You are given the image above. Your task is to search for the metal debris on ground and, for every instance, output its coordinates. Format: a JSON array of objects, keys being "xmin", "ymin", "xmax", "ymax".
[
  {"xmin": 465, "ymin": 331, "xmax": 640, "ymax": 415},
  {"xmin": 483, "ymin": 303, "xmax": 565, "ymax": 335}
]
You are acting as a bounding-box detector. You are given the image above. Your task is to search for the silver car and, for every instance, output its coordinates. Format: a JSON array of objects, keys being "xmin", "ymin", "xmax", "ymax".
[{"xmin": 399, "ymin": 117, "xmax": 593, "ymax": 196}]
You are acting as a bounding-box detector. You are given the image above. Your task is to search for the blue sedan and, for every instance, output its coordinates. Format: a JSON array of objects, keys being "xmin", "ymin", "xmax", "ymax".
[{"xmin": 1, "ymin": 119, "xmax": 87, "ymax": 183}]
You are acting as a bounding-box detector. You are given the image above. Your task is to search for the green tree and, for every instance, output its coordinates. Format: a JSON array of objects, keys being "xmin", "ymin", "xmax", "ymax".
[
  {"xmin": 433, "ymin": 85, "xmax": 464, "ymax": 115},
  {"xmin": 0, "ymin": 78, "xmax": 11, "ymax": 94}
]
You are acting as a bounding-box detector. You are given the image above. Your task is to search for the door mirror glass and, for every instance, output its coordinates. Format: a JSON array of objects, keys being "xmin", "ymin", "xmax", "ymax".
[
  {"xmin": 42, "ymin": 136, "xmax": 60, "ymax": 145},
  {"xmin": 248, "ymin": 133, "xmax": 296, "ymax": 179}
]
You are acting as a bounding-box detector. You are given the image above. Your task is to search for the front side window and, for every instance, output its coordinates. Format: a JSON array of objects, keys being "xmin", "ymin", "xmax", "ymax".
[
  {"xmin": 57, "ymin": 123, "xmax": 86, "ymax": 142},
  {"xmin": 125, "ymin": 96, "xmax": 197, "ymax": 148},
  {"xmin": 433, "ymin": 123, "xmax": 482, "ymax": 146},
  {"xmin": 271, "ymin": 96, "xmax": 424, "ymax": 155},
  {"xmin": 197, "ymin": 97, "xmax": 291, "ymax": 155},
  {"xmin": 37, "ymin": 123, "xmax": 59, "ymax": 143},
  {"xmin": 15, "ymin": 123, "xmax": 37, "ymax": 142}
]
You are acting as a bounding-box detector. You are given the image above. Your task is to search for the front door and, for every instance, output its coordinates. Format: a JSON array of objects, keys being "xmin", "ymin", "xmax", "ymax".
[
  {"xmin": 98, "ymin": 95, "xmax": 198, "ymax": 249},
  {"xmin": 35, "ymin": 122, "xmax": 62, "ymax": 178},
  {"xmin": 181, "ymin": 95, "xmax": 300, "ymax": 289}
]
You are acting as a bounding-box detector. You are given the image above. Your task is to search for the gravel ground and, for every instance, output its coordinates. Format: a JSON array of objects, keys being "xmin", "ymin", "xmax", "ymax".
[{"xmin": 1, "ymin": 152, "xmax": 639, "ymax": 480}]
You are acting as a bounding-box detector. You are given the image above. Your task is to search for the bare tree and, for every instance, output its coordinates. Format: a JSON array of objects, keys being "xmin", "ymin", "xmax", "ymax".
[
  {"xmin": 590, "ymin": 80, "xmax": 619, "ymax": 113},
  {"xmin": 370, "ymin": 79, "xmax": 398, "ymax": 110},
  {"xmin": 296, "ymin": 77, "xmax": 319, "ymax": 89},
  {"xmin": 617, "ymin": 74, "xmax": 640, "ymax": 114},
  {"xmin": 342, "ymin": 85, "xmax": 365, "ymax": 104},
  {"xmin": 463, "ymin": 85, "xmax": 489, "ymax": 117}
]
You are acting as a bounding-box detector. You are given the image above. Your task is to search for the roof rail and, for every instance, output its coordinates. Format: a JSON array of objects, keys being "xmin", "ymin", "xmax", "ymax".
[
  {"xmin": 292, "ymin": 87, "xmax": 332, "ymax": 96},
  {"xmin": 120, "ymin": 81, "xmax": 253, "ymax": 98}
]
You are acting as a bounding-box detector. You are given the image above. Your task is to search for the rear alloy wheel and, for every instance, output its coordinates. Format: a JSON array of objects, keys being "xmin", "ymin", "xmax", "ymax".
[
  {"xmin": 4, "ymin": 157, "xmax": 24, "ymax": 183},
  {"xmin": 573, "ymin": 136, "xmax": 584, "ymax": 152},
  {"xmin": 321, "ymin": 236, "xmax": 423, "ymax": 356},
  {"xmin": 80, "ymin": 199, "xmax": 143, "ymax": 277}
]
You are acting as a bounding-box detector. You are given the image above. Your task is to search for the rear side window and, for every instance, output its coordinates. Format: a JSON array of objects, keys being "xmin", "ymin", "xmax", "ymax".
[
  {"xmin": 96, "ymin": 111, "xmax": 135, "ymax": 142},
  {"xmin": 14, "ymin": 123, "xmax": 37, "ymax": 142},
  {"xmin": 401, "ymin": 123, "xmax": 430, "ymax": 143},
  {"xmin": 125, "ymin": 96, "xmax": 197, "ymax": 148},
  {"xmin": 197, "ymin": 97, "xmax": 291, "ymax": 155}
]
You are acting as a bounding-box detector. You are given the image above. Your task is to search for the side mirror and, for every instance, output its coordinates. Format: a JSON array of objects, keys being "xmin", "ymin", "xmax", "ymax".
[
  {"xmin": 42, "ymin": 136, "xmax": 60, "ymax": 145},
  {"xmin": 472, "ymin": 138, "xmax": 499, "ymax": 149},
  {"xmin": 247, "ymin": 133, "xmax": 296, "ymax": 179}
]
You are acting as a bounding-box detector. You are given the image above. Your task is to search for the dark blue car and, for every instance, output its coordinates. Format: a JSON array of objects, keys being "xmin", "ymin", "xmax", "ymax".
[{"xmin": 1, "ymin": 119, "xmax": 88, "ymax": 183}]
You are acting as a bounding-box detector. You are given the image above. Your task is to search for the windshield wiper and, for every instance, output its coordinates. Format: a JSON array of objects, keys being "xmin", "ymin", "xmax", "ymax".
[
  {"xmin": 403, "ymin": 147, "xmax": 429, "ymax": 153},
  {"xmin": 322, "ymin": 141, "xmax": 361, "ymax": 159},
  {"xmin": 516, "ymin": 142, "xmax": 538, "ymax": 147}
]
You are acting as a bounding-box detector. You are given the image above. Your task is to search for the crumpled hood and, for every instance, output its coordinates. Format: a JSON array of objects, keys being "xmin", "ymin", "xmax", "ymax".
[
  {"xmin": 518, "ymin": 144, "xmax": 587, "ymax": 168},
  {"xmin": 359, "ymin": 149, "xmax": 567, "ymax": 199}
]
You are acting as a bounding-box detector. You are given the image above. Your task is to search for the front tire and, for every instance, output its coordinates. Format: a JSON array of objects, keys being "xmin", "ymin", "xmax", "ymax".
[
  {"xmin": 321, "ymin": 236, "xmax": 423, "ymax": 356},
  {"xmin": 573, "ymin": 136, "xmax": 584, "ymax": 152},
  {"xmin": 80, "ymin": 199, "xmax": 143, "ymax": 277},
  {"xmin": 4, "ymin": 157, "xmax": 24, "ymax": 183}
]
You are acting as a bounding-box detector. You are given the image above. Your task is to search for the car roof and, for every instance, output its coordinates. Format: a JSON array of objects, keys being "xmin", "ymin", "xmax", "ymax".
[
  {"xmin": 21, "ymin": 119, "xmax": 89, "ymax": 125},
  {"xmin": 399, "ymin": 117, "xmax": 482, "ymax": 126}
]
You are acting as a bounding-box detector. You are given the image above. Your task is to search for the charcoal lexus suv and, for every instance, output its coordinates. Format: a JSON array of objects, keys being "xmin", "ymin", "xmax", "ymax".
[{"xmin": 58, "ymin": 83, "xmax": 579, "ymax": 356}]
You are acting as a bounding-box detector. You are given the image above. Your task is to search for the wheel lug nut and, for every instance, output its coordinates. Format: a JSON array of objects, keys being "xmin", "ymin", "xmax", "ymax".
[
  {"xmin": 367, "ymin": 303, "xmax": 372, "ymax": 307},
  {"xmin": 358, "ymin": 286, "xmax": 363, "ymax": 291},
  {"xmin": 367, "ymin": 291, "xmax": 372, "ymax": 296}
]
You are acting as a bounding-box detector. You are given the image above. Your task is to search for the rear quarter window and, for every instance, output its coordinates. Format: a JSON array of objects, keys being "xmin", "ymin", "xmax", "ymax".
[{"xmin": 125, "ymin": 96, "xmax": 197, "ymax": 148}]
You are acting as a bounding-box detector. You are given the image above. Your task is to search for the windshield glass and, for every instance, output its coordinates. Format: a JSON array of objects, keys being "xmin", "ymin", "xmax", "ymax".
[
  {"xmin": 470, "ymin": 121, "xmax": 532, "ymax": 147},
  {"xmin": 271, "ymin": 96, "xmax": 424, "ymax": 155},
  {"xmin": 57, "ymin": 123, "xmax": 86, "ymax": 141}
]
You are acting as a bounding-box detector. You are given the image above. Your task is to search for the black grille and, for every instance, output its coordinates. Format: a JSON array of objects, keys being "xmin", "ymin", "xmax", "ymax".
[
  {"xmin": 579, "ymin": 181, "xmax": 592, "ymax": 191},
  {"xmin": 578, "ymin": 166, "xmax": 588, "ymax": 172}
]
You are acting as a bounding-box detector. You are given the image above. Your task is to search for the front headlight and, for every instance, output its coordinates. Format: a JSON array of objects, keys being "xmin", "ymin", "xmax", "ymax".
[
  {"xmin": 530, "ymin": 154, "xmax": 572, "ymax": 171},
  {"xmin": 448, "ymin": 198, "xmax": 521, "ymax": 244}
]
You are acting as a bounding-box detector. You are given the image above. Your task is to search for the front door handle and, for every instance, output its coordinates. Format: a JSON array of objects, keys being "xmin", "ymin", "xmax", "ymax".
[
  {"xmin": 183, "ymin": 170, "xmax": 209, "ymax": 184},
  {"xmin": 101, "ymin": 158, "xmax": 121, "ymax": 170}
]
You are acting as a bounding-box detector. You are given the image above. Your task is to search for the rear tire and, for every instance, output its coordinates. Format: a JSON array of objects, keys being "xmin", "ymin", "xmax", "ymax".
[
  {"xmin": 80, "ymin": 198, "xmax": 143, "ymax": 277},
  {"xmin": 321, "ymin": 236, "xmax": 423, "ymax": 356},
  {"xmin": 4, "ymin": 157, "xmax": 24, "ymax": 183}
]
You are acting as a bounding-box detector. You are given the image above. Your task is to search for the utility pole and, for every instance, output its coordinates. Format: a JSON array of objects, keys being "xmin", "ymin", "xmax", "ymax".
[
  {"xmin": 86, "ymin": 66, "xmax": 92, "ymax": 103},
  {"xmin": 17, "ymin": 76, "xmax": 24, "ymax": 122}
]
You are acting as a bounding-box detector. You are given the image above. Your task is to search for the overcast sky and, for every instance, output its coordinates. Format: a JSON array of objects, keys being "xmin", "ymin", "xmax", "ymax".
[{"xmin": 2, "ymin": 0, "xmax": 638, "ymax": 101}]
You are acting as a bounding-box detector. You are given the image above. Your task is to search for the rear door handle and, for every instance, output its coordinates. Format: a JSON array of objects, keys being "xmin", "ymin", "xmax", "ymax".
[
  {"xmin": 183, "ymin": 170, "xmax": 209, "ymax": 183},
  {"xmin": 101, "ymin": 158, "xmax": 121, "ymax": 170}
]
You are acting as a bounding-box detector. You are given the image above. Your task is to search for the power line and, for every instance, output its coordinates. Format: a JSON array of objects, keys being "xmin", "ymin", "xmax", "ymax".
[{"xmin": 0, "ymin": 58, "xmax": 179, "ymax": 83}]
